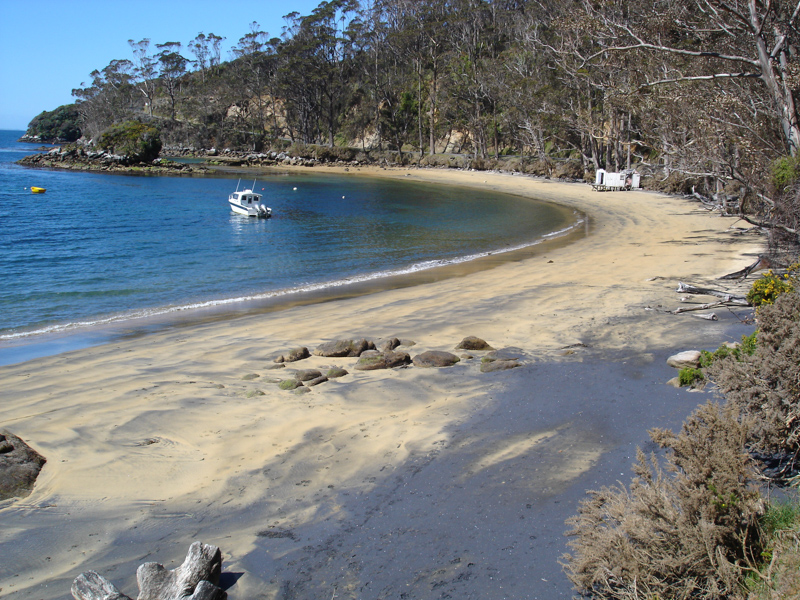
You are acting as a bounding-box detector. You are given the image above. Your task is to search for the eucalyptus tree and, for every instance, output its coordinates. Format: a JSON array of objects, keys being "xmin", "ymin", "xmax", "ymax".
[
  {"xmin": 128, "ymin": 39, "xmax": 158, "ymax": 117},
  {"xmin": 229, "ymin": 22, "xmax": 277, "ymax": 149},
  {"xmin": 550, "ymin": 0, "xmax": 800, "ymax": 180},
  {"xmin": 188, "ymin": 32, "xmax": 225, "ymax": 81},
  {"xmin": 189, "ymin": 33, "xmax": 211, "ymax": 82},
  {"xmin": 71, "ymin": 58, "xmax": 136, "ymax": 139},
  {"xmin": 156, "ymin": 42, "xmax": 188, "ymax": 120}
]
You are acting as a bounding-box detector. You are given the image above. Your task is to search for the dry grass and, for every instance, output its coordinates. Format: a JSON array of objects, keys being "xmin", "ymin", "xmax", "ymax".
[{"xmin": 563, "ymin": 402, "xmax": 764, "ymax": 599}]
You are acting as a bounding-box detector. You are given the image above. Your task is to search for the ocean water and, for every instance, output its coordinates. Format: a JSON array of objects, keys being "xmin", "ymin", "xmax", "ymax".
[{"xmin": 0, "ymin": 130, "xmax": 578, "ymax": 362}]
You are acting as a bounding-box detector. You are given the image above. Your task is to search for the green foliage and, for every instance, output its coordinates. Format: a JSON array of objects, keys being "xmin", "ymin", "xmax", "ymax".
[
  {"xmin": 772, "ymin": 156, "xmax": 800, "ymax": 191},
  {"xmin": 97, "ymin": 121, "xmax": 162, "ymax": 162},
  {"xmin": 27, "ymin": 104, "xmax": 81, "ymax": 141},
  {"xmin": 747, "ymin": 269, "xmax": 795, "ymax": 307},
  {"xmin": 745, "ymin": 493, "xmax": 800, "ymax": 598},
  {"xmin": 679, "ymin": 366, "xmax": 705, "ymax": 386},
  {"xmin": 761, "ymin": 497, "xmax": 800, "ymax": 537}
]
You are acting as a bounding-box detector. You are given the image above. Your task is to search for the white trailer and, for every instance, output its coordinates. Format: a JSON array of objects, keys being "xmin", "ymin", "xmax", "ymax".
[{"xmin": 592, "ymin": 169, "xmax": 640, "ymax": 191}]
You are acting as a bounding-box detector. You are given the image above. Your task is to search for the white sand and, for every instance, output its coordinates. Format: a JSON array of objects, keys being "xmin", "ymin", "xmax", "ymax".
[{"xmin": 0, "ymin": 168, "xmax": 762, "ymax": 599}]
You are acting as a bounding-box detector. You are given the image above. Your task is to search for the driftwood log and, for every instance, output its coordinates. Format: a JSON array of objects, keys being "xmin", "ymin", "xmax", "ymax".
[
  {"xmin": 672, "ymin": 282, "xmax": 750, "ymax": 315},
  {"xmin": 718, "ymin": 256, "xmax": 771, "ymax": 280},
  {"xmin": 71, "ymin": 542, "xmax": 226, "ymax": 600}
]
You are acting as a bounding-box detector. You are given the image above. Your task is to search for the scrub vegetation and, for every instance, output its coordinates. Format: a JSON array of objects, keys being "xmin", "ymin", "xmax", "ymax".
[{"xmin": 565, "ymin": 279, "xmax": 800, "ymax": 599}]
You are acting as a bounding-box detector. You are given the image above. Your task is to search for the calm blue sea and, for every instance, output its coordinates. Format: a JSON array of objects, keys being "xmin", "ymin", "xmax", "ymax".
[{"xmin": 0, "ymin": 129, "xmax": 577, "ymax": 363}]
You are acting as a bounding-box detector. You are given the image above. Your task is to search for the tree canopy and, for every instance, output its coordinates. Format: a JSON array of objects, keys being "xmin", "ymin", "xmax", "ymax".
[{"xmin": 25, "ymin": 0, "xmax": 800, "ymax": 245}]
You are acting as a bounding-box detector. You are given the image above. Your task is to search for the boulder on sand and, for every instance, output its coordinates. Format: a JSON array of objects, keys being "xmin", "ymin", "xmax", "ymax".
[
  {"xmin": 412, "ymin": 350, "xmax": 460, "ymax": 368},
  {"xmin": 314, "ymin": 339, "xmax": 374, "ymax": 357},
  {"xmin": 666, "ymin": 350, "xmax": 701, "ymax": 369},
  {"xmin": 355, "ymin": 350, "xmax": 411, "ymax": 370},
  {"xmin": 0, "ymin": 430, "xmax": 46, "ymax": 501},
  {"xmin": 455, "ymin": 336, "xmax": 494, "ymax": 351}
]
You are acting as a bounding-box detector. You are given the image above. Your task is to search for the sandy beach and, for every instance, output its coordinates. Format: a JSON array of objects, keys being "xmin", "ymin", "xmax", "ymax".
[{"xmin": 0, "ymin": 168, "xmax": 762, "ymax": 600}]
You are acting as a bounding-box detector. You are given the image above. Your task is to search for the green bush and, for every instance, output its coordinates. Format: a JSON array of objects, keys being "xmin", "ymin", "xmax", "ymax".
[
  {"xmin": 97, "ymin": 121, "xmax": 162, "ymax": 162},
  {"xmin": 747, "ymin": 270, "xmax": 795, "ymax": 307},
  {"xmin": 772, "ymin": 156, "xmax": 800, "ymax": 191},
  {"xmin": 679, "ymin": 366, "xmax": 705, "ymax": 386},
  {"xmin": 27, "ymin": 104, "xmax": 81, "ymax": 142}
]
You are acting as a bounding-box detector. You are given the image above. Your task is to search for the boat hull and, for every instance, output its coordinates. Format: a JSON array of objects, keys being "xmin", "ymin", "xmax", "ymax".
[
  {"xmin": 229, "ymin": 201, "xmax": 270, "ymax": 217},
  {"xmin": 30, "ymin": 187, "xmax": 46, "ymax": 194}
]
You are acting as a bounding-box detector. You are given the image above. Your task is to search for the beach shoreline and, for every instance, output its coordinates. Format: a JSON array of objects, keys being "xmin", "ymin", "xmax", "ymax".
[{"xmin": 0, "ymin": 167, "xmax": 763, "ymax": 599}]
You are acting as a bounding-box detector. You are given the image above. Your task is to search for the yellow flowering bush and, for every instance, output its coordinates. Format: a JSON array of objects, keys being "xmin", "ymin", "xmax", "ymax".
[{"xmin": 747, "ymin": 266, "xmax": 797, "ymax": 307}]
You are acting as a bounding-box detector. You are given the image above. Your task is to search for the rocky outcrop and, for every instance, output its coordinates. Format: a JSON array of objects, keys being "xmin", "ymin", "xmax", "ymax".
[
  {"xmin": 17, "ymin": 147, "xmax": 209, "ymax": 175},
  {"xmin": 0, "ymin": 430, "xmax": 46, "ymax": 501}
]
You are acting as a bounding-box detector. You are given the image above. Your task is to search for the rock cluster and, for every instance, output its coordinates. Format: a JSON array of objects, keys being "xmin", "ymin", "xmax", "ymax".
[
  {"xmin": 263, "ymin": 336, "xmax": 519, "ymax": 394},
  {"xmin": 17, "ymin": 147, "xmax": 209, "ymax": 174},
  {"xmin": 0, "ymin": 430, "xmax": 46, "ymax": 501}
]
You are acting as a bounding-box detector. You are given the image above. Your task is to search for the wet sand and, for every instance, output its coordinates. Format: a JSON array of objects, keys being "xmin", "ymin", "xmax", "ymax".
[{"xmin": 0, "ymin": 168, "xmax": 761, "ymax": 599}]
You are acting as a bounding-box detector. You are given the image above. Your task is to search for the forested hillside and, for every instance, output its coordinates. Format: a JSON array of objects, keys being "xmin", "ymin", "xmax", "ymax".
[{"xmin": 24, "ymin": 0, "xmax": 800, "ymax": 251}]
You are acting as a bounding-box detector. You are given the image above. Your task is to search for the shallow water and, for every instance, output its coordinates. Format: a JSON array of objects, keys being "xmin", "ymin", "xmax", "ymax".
[{"xmin": 0, "ymin": 130, "xmax": 578, "ymax": 362}]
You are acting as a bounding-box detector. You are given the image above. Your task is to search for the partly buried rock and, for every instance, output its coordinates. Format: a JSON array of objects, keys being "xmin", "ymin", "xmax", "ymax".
[
  {"xmin": 274, "ymin": 347, "xmax": 310, "ymax": 363},
  {"xmin": 279, "ymin": 379, "xmax": 304, "ymax": 391},
  {"xmin": 412, "ymin": 350, "xmax": 460, "ymax": 368},
  {"xmin": 326, "ymin": 367, "xmax": 349, "ymax": 378},
  {"xmin": 72, "ymin": 541, "xmax": 226, "ymax": 600},
  {"xmin": 480, "ymin": 358, "xmax": 520, "ymax": 373},
  {"xmin": 666, "ymin": 350, "xmax": 701, "ymax": 369},
  {"xmin": 355, "ymin": 350, "xmax": 411, "ymax": 371},
  {"xmin": 0, "ymin": 430, "xmax": 46, "ymax": 501},
  {"xmin": 455, "ymin": 336, "xmax": 494, "ymax": 351},
  {"xmin": 295, "ymin": 369, "xmax": 322, "ymax": 382},
  {"xmin": 285, "ymin": 347, "xmax": 310, "ymax": 362},
  {"xmin": 314, "ymin": 338, "xmax": 374, "ymax": 357},
  {"xmin": 305, "ymin": 375, "xmax": 329, "ymax": 386},
  {"xmin": 376, "ymin": 337, "xmax": 401, "ymax": 352}
]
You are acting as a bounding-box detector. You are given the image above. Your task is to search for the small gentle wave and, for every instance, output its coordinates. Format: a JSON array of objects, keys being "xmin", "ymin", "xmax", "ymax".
[
  {"xmin": 1, "ymin": 129, "xmax": 582, "ymax": 355},
  {"xmin": 0, "ymin": 215, "xmax": 583, "ymax": 341}
]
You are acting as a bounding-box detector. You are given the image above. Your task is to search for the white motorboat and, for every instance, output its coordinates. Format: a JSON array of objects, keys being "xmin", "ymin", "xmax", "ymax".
[{"xmin": 229, "ymin": 180, "xmax": 272, "ymax": 217}]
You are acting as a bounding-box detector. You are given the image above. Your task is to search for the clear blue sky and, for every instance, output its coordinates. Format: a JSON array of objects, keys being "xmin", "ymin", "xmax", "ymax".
[{"xmin": 0, "ymin": 0, "xmax": 324, "ymax": 131}]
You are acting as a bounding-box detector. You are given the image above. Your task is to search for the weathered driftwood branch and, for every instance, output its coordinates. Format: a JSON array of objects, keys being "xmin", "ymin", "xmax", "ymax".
[
  {"xmin": 673, "ymin": 300, "xmax": 728, "ymax": 314},
  {"xmin": 718, "ymin": 256, "xmax": 769, "ymax": 280},
  {"xmin": 675, "ymin": 282, "xmax": 749, "ymax": 304},
  {"xmin": 72, "ymin": 542, "xmax": 225, "ymax": 600}
]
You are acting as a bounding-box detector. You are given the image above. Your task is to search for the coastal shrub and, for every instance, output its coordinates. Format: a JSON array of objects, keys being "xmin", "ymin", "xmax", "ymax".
[
  {"xmin": 679, "ymin": 366, "xmax": 705, "ymax": 387},
  {"xmin": 563, "ymin": 402, "xmax": 763, "ymax": 600},
  {"xmin": 98, "ymin": 121, "xmax": 162, "ymax": 162},
  {"xmin": 708, "ymin": 290, "xmax": 800, "ymax": 465},
  {"xmin": 747, "ymin": 270, "xmax": 795, "ymax": 307}
]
